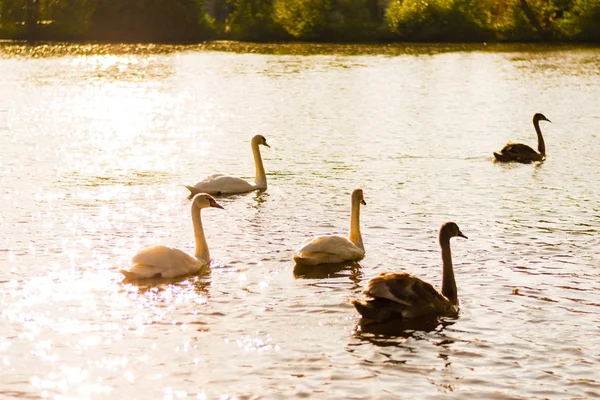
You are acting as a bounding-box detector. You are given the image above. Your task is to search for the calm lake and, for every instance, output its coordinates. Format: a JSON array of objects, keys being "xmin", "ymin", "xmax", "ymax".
[{"xmin": 0, "ymin": 41, "xmax": 599, "ymax": 399}]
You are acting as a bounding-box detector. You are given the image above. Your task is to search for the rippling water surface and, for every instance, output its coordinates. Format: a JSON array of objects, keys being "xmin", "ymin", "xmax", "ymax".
[{"xmin": 0, "ymin": 42, "xmax": 599, "ymax": 399}]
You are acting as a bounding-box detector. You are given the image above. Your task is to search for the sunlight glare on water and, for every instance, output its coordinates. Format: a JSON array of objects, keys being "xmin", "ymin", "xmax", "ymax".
[{"xmin": 0, "ymin": 42, "xmax": 599, "ymax": 399}]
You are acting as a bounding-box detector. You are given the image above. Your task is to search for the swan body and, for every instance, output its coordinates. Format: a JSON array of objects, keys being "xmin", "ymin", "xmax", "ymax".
[
  {"xmin": 186, "ymin": 135, "xmax": 270, "ymax": 197},
  {"xmin": 120, "ymin": 193, "xmax": 223, "ymax": 280},
  {"xmin": 494, "ymin": 113, "xmax": 551, "ymax": 163},
  {"xmin": 124, "ymin": 245, "xmax": 206, "ymax": 279},
  {"xmin": 293, "ymin": 189, "xmax": 366, "ymax": 266},
  {"xmin": 294, "ymin": 235, "xmax": 365, "ymax": 265},
  {"xmin": 351, "ymin": 222, "xmax": 467, "ymax": 322}
]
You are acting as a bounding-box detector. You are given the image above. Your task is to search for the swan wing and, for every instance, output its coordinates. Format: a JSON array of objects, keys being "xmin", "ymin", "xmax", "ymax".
[
  {"xmin": 297, "ymin": 235, "xmax": 356, "ymax": 254},
  {"xmin": 192, "ymin": 174, "xmax": 224, "ymax": 186},
  {"xmin": 122, "ymin": 245, "xmax": 207, "ymax": 279},
  {"xmin": 496, "ymin": 143, "xmax": 540, "ymax": 162},
  {"xmin": 192, "ymin": 175, "xmax": 256, "ymax": 195},
  {"xmin": 294, "ymin": 235, "xmax": 364, "ymax": 265},
  {"xmin": 366, "ymin": 272, "xmax": 452, "ymax": 318}
]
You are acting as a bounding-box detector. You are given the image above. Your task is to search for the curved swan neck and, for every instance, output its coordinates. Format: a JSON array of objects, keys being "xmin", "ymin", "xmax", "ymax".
[
  {"xmin": 440, "ymin": 236, "xmax": 457, "ymax": 305},
  {"xmin": 534, "ymin": 118, "xmax": 546, "ymax": 156},
  {"xmin": 251, "ymin": 141, "xmax": 267, "ymax": 189},
  {"xmin": 349, "ymin": 197, "xmax": 364, "ymax": 250},
  {"xmin": 192, "ymin": 205, "xmax": 209, "ymax": 262}
]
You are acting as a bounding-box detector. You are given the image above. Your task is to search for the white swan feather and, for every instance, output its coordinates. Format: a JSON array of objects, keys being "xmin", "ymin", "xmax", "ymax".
[
  {"xmin": 123, "ymin": 246, "xmax": 207, "ymax": 279},
  {"xmin": 294, "ymin": 234, "xmax": 365, "ymax": 266}
]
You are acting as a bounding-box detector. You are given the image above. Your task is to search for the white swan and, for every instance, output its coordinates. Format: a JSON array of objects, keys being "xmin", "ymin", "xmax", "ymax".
[
  {"xmin": 293, "ymin": 188, "xmax": 367, "ymax": 266},
  {"xmin": 120, "ymin": 193, "xmax": 224, "ymax": 279},
  {"xmin": 185, "ymin": 135, "xmax": 270, "ymax": 197}
]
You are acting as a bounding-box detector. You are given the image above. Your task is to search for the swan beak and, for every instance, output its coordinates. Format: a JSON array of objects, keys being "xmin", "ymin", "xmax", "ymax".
[
  {"xmin": 264, "ymin": 142, "xmax": 271, "ymax": 148},
  {"xmin": 360, "ymin": 199, "xmax": 366, "ymax": 206},
  {"xmin": 458, "ymin": 231, "xmax": 468, "ymax": 239},
  {"xmin": 546, "ymin": 118, "xmax": 552, "ymax": 123},
  {"xmin": 212, "ymin": 202, "xmax": 224, "ymax": 209}
]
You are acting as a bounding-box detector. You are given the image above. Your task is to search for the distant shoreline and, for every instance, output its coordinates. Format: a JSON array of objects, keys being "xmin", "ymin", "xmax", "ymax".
[{"xmin": 0, "ymin": 40, "xmax": 599, "ymax": 58}]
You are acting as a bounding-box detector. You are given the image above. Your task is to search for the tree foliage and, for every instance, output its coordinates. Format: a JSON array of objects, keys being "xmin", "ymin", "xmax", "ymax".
[
  {"xmin": 385, "ymin": 0, "xmax": 497, "ymax": 41},
  {"xmin": 42, "ymin": 0, "xmax": 96, "ymax": 39},
  {"xmin": 89, "ymin": 0, "xmax": 212, "ymax": 42},
  {"xmin": 556, "ymin": 0, "xmax": 600, "ymax": 40},
  {"xmin": 226, "ymin": 0, "xmax": 288, "ymax": 41},
  {"xmin": 0, "ymin": 0, "xmax": 599, "ymax": 42},
  {"xmin": 0, "ymin": 0, "xmax": 213, "ymax": 41},
  {"xmin": 1, "ymin": 0, "xmax": 27, "ymax": 36},
  {"xmin": 272, "ymin": 0, "xmax": 375, "ymax": 40}
]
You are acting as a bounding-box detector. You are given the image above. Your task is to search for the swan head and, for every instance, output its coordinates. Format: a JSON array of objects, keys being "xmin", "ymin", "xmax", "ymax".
[
  {"xmin": 192, "ymin": 193, "xmax": 224, "ymax": 210},
  {"xmin": 252, "ymin": 135, "xmax": 270, "ymax": 148},
  {"xmin": 352, "ymin": 188, "xmax": 366, "ymax": 206},
  {"xmin": 440, "ymin": 222, "xmax": 467, "ymax": 241},
  {"xmin": 533, "ymin": 113, "xmax": 551, "ymax": 123}
]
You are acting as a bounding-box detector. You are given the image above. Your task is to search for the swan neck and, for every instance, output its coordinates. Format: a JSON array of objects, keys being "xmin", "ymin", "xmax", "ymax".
[
  {"xmin": 349, "ymin": 198, "xmax": 364, "ymax": 250},
  {"xmin": 534, "ymin": 119, "xmax": 546, "ymax": 156},
  {"xmin": 252, "ymin": 141, "xmax": 267, "ymax": 189},
  {"xmin": 440, "ymin": 237, "xmax": 457, "ymax": 304},
  {"xmin": 192, "ymin": 205, "xmax": 209, "ymax": 262}
]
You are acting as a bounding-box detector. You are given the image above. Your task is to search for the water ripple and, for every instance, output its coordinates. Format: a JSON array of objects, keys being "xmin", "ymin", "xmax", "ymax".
[{"xmin": 0, "ymin": 43, "xmax": 599, "ymax": 399}]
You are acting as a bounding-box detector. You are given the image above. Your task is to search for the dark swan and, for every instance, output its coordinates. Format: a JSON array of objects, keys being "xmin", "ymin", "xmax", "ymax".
[
  {"xmin": 351, "ymin": 222, "xmax": 467, "ymax": 323},
  {"xmin": 493, "ymin": 113, "xmax": 551, "ymax": 163}
]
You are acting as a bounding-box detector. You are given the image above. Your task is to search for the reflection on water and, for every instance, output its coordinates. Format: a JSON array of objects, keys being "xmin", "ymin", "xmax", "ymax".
[
  {"xmin": 293, "ymin": 261, "xmax": 362, "ymax": 280},
  {"xmin": 355, "ymin": 316, "xmax": 456, "ymax": 342},
  {"xmin": 0, "ymin": 42, "xmax": 599, "ymax": 399}
]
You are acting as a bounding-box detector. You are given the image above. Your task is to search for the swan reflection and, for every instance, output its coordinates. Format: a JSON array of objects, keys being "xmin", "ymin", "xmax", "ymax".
[
  {"xmin": 293, "ymin": 261, "xmax": 361, "ymax": 280},
  {"xmin": 354, "ymin": 316, "xmax": 457, "ymax": 345},
  {"xmin": 121, "ymin": 273, "xmax": 212, "ymax": 295}
]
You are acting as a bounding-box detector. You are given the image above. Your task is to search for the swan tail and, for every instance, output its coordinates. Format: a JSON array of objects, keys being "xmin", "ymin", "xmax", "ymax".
[
  {"xmin": 120, "ymin": 269, "xmax": 133, "ymax": 278},
  {"xmin": 351, "ymin": 297, "xmax": 405, "ymax": 323},
  {"xmin": 292, "ymin": 252, "xmax": 320, "ymax": 266},
  {"xmin": 120, "ymin": 264, "xmax": 163, "ymax": 280},
  {"xmin": 493, "ymin": 152, "xmax": 509, "ymax": 162},
  {"xmin": 351, "ymin": 298, "xmax": 380, "ymax": 320},
  {"xmin": 184, "ymin": 185, "xmax": 200, "ymax": 200},
  {"xmin": 120, "ymin": 269, "xmax": 147, "ymax": 280}
]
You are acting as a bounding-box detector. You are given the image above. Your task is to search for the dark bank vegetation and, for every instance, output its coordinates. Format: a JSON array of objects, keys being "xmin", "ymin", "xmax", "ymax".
[{"xmin": 0, "ymin": 0, "xmax": 599, "ymax": 43}]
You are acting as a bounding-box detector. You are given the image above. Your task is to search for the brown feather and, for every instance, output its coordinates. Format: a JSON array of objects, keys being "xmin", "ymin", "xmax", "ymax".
[
  {"xmin": 352, "ymin": 222, "xmax": 465, "ymax": 323},
  {"xmin": 494, "ymin": 143, "xmax": 542, "ymax": 163},
  {"xmin": 358, "ymin": 272, "xmax": 454, "ymax": 321}
]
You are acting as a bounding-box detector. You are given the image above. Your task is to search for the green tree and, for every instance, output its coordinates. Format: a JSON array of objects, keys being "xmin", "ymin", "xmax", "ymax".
[
  {"xmin": 272, "ymin": 0, "xmax": 374, "ymax": 40},
  {"xmin": 0, "ymin": 0, "xmax": 27, "ymax": 36},
  {"xmin": 483, "ymin": 0, "xmax": 544, "ymax": 40},
  {"xmin": 385, "ymin": 0, "xmax": 493, "ymax": 41},
  {"xmin": 226, "ymin": 0, "xmax": 288, "ymax": 41},
  {"xmin": 89, "ymin": 0, "xmax": 213, "ymax": 42},
  {"xmin": 39, "ymin": 0, "xmax": 95, "ymax": 39},
  {"xmin": 556, "ymin": 0, "xmax": 600, "ymax": 40},
  {"xmin": 1, "ymin": 0, "xmax": 600, "ymax": 42}
]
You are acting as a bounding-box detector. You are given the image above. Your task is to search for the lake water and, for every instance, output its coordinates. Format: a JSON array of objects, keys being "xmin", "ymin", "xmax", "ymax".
[{"xmin": 0, "ymin": 41, "xmax": 599, "ymax": 399}]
